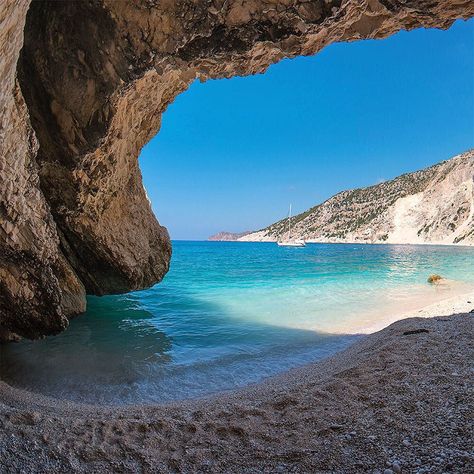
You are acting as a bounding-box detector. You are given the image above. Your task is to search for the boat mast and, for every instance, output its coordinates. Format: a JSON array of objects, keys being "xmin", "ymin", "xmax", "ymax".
[{"xmin": 288, "ymin": 204, "xmax": 292, "ymax": 240}]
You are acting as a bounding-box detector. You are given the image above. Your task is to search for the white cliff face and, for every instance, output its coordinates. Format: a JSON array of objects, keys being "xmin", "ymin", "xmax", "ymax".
[{"xmin": 240, "ymin": 151, "xmax": 474, "ymax": 246}]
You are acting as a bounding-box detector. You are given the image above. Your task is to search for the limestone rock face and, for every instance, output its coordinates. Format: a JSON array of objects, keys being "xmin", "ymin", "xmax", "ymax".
[{"xmin": 1, "ymin": 0, "xmax": 473, "ymax": 339}]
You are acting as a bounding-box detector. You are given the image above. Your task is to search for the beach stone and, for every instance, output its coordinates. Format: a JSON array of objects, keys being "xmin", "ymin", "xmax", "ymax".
[{"xmin": 392, "ymin": 462, "xmax": 401, "ymax": 473}]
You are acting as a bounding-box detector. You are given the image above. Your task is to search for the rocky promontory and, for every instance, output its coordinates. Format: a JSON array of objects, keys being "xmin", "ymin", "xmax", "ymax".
[{"xmin": 208, "ymin": 231, "xmax": 253, "ymax": 241}]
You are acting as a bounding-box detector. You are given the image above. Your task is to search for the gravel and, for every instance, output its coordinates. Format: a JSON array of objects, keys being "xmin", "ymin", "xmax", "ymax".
[{"xmin": 0, "ymin": 312, "xmax": 473, "ymax": 473}]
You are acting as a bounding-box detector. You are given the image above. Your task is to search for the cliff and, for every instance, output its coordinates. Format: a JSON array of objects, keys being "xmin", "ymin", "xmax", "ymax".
[
  {"xmin": 241, "ymin": 151, "xmax": 474, "ymax": 245},
  {"xmin": 1, "ymin": 1, "xmax": 473, "ymax": 340}
]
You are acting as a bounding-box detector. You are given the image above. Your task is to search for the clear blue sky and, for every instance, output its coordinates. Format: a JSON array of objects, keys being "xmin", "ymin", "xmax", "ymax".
[{"xmin": 139, "ymin": 19, "xmax": 474, "ymax": 240}]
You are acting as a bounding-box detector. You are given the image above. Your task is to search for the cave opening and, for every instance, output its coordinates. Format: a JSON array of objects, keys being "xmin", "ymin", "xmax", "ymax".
[
  {"xmin": 2, "ymin": 0, "xmax": 472, "ymax": 344},
  {"xmin": 2, "ymin": 3, "xmax": 474, "ymax": 470},
  {"xmin": 1, "ymin": 1, "xmax": 473, "ymax": 405}
]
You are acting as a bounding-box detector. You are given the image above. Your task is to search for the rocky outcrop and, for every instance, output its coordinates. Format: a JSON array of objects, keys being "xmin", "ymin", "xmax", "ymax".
[
  {"xmin": 1, "ymin": 1, "xmax": 473, "ymax": 340},
  {"xmin": 209, "ymin": 231, "xmax": 253, "ymax": 241},
  {"xmin": 241, "ymin": 151, "xmax": 474, "ymax": 245}
]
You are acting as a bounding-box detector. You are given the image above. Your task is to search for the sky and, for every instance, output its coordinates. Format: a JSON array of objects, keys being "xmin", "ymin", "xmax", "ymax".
[{"xmin": 139, "ymin": 19, "xmax": 474, "ymax": 241}]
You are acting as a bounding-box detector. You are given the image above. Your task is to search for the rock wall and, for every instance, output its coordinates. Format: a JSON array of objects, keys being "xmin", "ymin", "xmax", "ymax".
[
  {"xmin": 0, "ymin": 0, "xmax": 85, "ymax": 341},
  {"xmin": 1, "ymin": 0, "xmax": 473, "ymax": 340}
]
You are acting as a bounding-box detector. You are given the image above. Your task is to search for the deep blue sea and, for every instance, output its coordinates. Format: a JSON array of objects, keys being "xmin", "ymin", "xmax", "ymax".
[{"xmin": 1, "ymin": 241, "xmax": 473, "ymax": 404}]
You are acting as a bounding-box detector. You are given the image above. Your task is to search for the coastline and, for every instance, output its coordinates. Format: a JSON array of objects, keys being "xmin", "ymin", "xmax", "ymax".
[
  {"xmin": 232, "ymin": 238, "xmax": 474, "ymax": 247},
  {"xmin": 1, "ymin": 295, "xmax": 473, "ymax": 471}
]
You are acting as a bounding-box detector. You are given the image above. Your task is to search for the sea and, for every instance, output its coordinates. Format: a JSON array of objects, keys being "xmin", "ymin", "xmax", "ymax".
[{"xmin": 1, "ymin": 241, "xmax": 473, "ymax": 405}]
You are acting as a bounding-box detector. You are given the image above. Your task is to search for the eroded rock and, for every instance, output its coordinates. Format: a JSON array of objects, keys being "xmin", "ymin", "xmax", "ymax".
[
  {"xmin": 1, "ymin": 0, "xmax": 473, "ymax": 339},
  {"xmin": 0, "ymin": 0, "xmax": 84, "ymax": 340}
]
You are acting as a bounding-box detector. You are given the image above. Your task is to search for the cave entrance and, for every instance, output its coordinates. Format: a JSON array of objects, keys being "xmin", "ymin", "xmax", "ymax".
[
  {"xmin": 3, "ymin": 4, "xmax": 473, "ymax": 403},
  {"xmin": 10, "ymin": 0, "xmax": 473, "ymax": 343}
]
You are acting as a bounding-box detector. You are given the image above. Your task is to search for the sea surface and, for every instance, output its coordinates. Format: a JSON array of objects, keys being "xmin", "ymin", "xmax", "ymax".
[{"xmin": 1, "ymin": 241, "xmax": 473, "ymax": 405}]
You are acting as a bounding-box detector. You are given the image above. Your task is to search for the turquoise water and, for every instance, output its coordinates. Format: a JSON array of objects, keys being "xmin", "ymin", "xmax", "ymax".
[{"xmin": 1, "ymin": 242, "xmax": 473, "ymax": 404}]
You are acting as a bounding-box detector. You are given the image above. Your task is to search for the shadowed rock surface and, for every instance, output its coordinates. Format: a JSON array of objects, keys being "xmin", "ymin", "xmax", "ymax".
[{"xmin": 1, "ymin": 0, "xmax": 473, "ymax": 339}]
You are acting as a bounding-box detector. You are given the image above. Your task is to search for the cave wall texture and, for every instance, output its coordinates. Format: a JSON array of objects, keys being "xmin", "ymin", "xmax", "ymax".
[{"xmin": 0, "ymin": 0, "xmax": 473, "ymax": 341}]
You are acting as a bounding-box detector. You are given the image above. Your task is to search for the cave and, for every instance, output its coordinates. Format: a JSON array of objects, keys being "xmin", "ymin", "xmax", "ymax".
[{"xmin": 0, "ymin": 0, "xmax": 473, "ymax": 341}]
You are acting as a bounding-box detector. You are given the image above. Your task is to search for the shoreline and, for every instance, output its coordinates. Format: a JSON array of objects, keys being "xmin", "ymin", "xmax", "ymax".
[
  {"xmin": 1, "ymin": 299, "xmax": 473, "ymax": 472},
  {"xmin": 1, "ymin": 311, "xmax": 472, "ymax": 472},
  {"xmin": 1, "ymin": 279, "xmax": 472, "ymax": 404},
  {"xmin": 1, "ymin": 282, "xmax": 473, "ymax": 406},
  {"xmin": 205, "ymin": 238, "xmax": 474, "ymax": 248}
]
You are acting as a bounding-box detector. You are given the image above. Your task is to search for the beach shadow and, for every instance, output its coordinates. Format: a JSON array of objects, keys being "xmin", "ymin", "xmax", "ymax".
[
  {"xmin": 0, "ymin": 295, "xmax": 172, "ymax": 398},
  {"xmin": 0, "ymin": 291, "xmax": 359, "ymax": 404}
]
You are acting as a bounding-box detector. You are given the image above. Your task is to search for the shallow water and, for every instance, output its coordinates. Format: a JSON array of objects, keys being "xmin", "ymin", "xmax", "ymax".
[{"xmin": 1, "ymin": 242, "xmax": 473, "ymax": 404}]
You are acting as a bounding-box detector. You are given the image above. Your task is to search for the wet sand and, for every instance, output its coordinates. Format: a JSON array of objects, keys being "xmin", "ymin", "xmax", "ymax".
[{"xmin": 1, "ymin": 307, "xmax": 473, "ymax": 473}]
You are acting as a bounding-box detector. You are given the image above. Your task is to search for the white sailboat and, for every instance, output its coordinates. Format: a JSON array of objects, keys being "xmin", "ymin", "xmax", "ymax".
[{"xmin": 277, "ymin": 204, "xmax": 306, "ymax": 247}]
